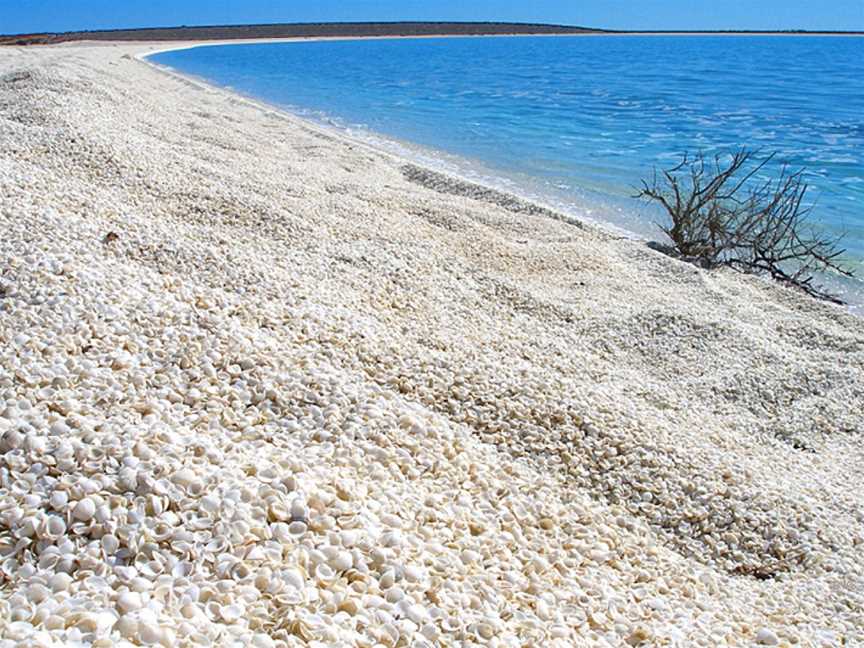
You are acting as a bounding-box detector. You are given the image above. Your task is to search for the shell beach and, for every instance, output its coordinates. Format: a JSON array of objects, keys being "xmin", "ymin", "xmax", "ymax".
[{"xmin": 0, "ymin": 42, "xmax": 863, "ymax": 647}]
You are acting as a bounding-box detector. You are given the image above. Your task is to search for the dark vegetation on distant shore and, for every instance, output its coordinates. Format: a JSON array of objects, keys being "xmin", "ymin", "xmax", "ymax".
[
  {"xmin": 2, "ymin": 22, "xmax": 862, "ymax": 46},
  {"xmin": 0, "ymin": 21, "xmax": 603, "ymax": 45},
  {"xmin": 639, "ymin": 149, "xmax": 854, "ymax": 304}
]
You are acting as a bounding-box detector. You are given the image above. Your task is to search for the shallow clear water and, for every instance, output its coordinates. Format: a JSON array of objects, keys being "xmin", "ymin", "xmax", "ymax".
[{"xmin": 153, "ymin": 35, "xmax": 864, "ymax": 306}]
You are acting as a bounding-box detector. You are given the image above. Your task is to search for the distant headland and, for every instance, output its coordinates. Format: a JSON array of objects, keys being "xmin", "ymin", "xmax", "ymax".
[{"xmin": 2, "ymin": 21, "xmax": 862, "ymax": 45}]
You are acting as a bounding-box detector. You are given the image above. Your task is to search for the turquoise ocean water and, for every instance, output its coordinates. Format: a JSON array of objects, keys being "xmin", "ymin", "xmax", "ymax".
[{"xmin": 152, "ymin": 36, "xmax": 864, "ymax": 307}]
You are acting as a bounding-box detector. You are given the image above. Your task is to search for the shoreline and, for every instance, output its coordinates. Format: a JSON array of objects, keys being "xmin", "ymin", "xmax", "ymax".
[
  {"xmin": 142, "ymin": 39, "xmax": 864, "ymax": 312},
  {"xmin": 1, "ymin": 41, "xmax": 863, "ymax": 646},
  {"xmin": 46, "ymin": 30, "xmax": 864, "ymax": 53},
  {"xmin": 141, "ymin": 43, "xmax": 640, "ymax": 243}
]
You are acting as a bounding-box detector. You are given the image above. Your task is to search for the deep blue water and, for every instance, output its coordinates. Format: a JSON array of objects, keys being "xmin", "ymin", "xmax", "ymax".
[{"xmin": 152, "ymin": 36, "xmax": 864, "ymax": 306}]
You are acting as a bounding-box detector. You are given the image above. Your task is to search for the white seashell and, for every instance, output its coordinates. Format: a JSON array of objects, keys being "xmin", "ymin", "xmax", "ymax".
[
  {"xmin": 101, "ymin": 534, "xmax": 120, "ymax": 554},
  {"xmin": 19, "ymin": 515, "xmax": 38, "ymax": 537},
  {"xmin": 72, "ymin": 612, "xmax": 99, "ymax": 633},
  {"xmin": 5, "ymin": 621, "xmax": 34, "ymax": 641},
  {"xmin": 380, "ymin": 513, "xmax": 402, "ymax": 528},
  {"xmin": 314, "ymin": 563, "xmax": 336, "ymax": 584},
  {"xmin": 219, "ymin": 603, "xmax": 244, "ymax": 623},
  {"xmin": 536, "ymin": 598, "xmax": 551, "ymax": 620},
  {"xmin": 340, "ymin": 529, "xmax": 359, "ymax": 547},
  {"xmin": 27, "ymin": 584, "xmax": 50, "ymax": 604},
  {"xmin": 39, "ymin": 551, "xmax": 61, "ymax": 571},
  {"xmin": 72, "ymin": 497, "xmax": 96, "ymax": 521},
  {"xmin": 10, "ymin": 603, "xmax": 34, "ymax": 622},
  {"xmin": 129, "ymin": 577, "xmax": 153, "ymax": 592},
  {"xmin": 403, "ymin": 565, "xmax": 424, "ymax": 583},
  {"xmin": 115, "ymin": 614, "xmax": 139, "ymax": 639},
  {"xmin": 331, "ymin": 550, "xmax": 353, "ymax": 572},
  {"xmin": 288, "ymin": 521, "xmax": 307, "ymax": 536},
  {"xmin": 44, "ymin": 615, "xmax": 65, "ymax": 631},
  {"xmin": 420, "ymin": 623, "xmax": 439, "ymax": 641},
  {"xmin": 379, "ymin": 570, "xmax": 396, "ymax": 590},
  {"xmin": 171, "ymin": 469, "xmax": 196, "ymax": 487},
  {"xmin": 138, "ymin": 622, "xmax": 164, "ymax": 645},
  {"xmin": 117, "ymin": 591, "xmax": 143, "ymax": 613},
  {"xmin": 40, "ymin": 515, "xmax": 66, "ymax": 539},
  {"xmin": 290, "ymin": 499, "xmax": 308, "ymax": 521},
  {"xmin": 756, "ymin": 629, "xmax": 779, "ymax": 646},
  {"xmin": 180, "ymin": 603, "xmax": 201, "ymax": 621},
  {"xmin": 271, "ymin": 522, "xmax": 291, "ymax": 542},
  {"xmin": 268, "ymin": 501, "xmax": 290, "ymax": 521},
  {"xmin": 381, "ymin": 530, "xmax": 403, "ymax": 548},
  {"xmin": 49, "ymin": 491, "xmax": 69, "ymax": 510},
  {"xmin": 364, "ymin": 594, "xmax": 386, "ymax": 609},
  {"xmin": 49, "ymin": 572, "xmax": 73, "ymax": 592},
  {"xmin": 460, "ymin": 549, "xmax": 481, "ymax": 564},
  {"xmin": 385, "ymin": 587, "xmax": 405, "ymax": 604},
  {"xmin": 0, "ymin": 429, "xmax": 24, "ymax": 451},
  {"xmin": 254, "ymin": 569, "xmax": 273, "ymax": 591},
  {"xmin": 252, "ymin": 634, "xmax": 276, "ymax": 648},
  {"xmin": 476, "ymin": 623, "xmax": 495, "ymax": 639},
  {"xmin": 402, "ymin": 602, "xmax": 428, "ymax": 625},
  {"xmin": 550, "ymin": 625, "xmax": 570, "ymax": 639},
  {"xmin": 283, "ymin": 568, "xmax": 305, "ymax": 591}
]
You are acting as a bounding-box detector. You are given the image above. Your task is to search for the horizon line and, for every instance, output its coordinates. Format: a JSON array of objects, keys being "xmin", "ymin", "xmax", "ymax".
[{"xmin": 3, "ymin": 20, "xmax": 863, "ymax": 40}]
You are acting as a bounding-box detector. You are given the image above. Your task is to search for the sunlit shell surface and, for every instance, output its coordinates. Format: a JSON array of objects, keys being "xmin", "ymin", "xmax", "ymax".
[{"xmin": 0, "ymin": 42, "xmax": 862, "ymax": 648}]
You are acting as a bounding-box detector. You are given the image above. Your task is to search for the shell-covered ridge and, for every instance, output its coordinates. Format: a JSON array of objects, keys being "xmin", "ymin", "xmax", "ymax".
[{"xmin": 0, "ymin": 46, "xmax": 862, "ymax": 647}]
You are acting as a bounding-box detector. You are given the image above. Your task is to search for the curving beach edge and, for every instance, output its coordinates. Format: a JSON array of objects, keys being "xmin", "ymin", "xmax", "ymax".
[{"xmin": 1, "ymin": 42, "xmax": 863, "ymax": 646}]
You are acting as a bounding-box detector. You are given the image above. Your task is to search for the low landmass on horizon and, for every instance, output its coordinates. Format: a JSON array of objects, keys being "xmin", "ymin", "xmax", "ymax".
[
  {"xmin": 2, "ymin": 21, "xmax": 862, "ymax": 45},
  {"xmin": 0, "ymin": 22, "xmax": 602, "ymax": 45}
]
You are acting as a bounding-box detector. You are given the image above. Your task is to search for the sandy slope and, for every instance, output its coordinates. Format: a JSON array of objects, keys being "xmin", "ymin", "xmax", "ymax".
[{"xmin": 0, "ymin": 43, "xmax": 862, "ymax": 647}]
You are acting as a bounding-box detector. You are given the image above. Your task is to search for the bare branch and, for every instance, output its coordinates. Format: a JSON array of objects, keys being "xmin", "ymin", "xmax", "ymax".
[{"xmin": 637, "ymin": 149, "xmax": 853, "ymax": 303}]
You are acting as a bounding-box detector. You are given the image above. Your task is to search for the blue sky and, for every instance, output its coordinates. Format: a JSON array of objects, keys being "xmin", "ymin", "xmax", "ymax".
[{"xmin": 2, "ymin": 1, "xmax": 863, "ymax": 35}]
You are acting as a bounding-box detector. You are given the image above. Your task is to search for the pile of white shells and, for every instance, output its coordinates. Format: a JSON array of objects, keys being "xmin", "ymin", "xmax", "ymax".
[{"xmin": 1, "ymin": 45, "xmax": 862, "ymax": 647}]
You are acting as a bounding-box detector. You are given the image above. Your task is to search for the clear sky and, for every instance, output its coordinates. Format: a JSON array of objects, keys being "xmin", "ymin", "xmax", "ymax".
[{"xmin": 2, "ymin": 0, "xmax": 863, "ymax": 35}]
